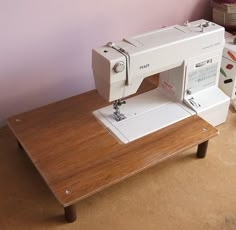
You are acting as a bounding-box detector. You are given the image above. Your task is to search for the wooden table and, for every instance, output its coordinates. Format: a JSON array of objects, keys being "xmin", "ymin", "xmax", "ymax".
[{"xmin": 7, "ymin": 77, "xmax": 219, "ymax": 223}]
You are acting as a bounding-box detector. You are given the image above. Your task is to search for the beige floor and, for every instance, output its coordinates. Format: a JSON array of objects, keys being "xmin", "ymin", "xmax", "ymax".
[{"xmin": 0, "ymin": 106, "xmax": 236, "ymax": 230}]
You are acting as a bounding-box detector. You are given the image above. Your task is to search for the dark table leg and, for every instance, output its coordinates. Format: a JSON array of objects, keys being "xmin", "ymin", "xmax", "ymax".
[
  {"xmin": 196, "ymin": 140, "xmax": 209, "ymax": 158},
  {"xmin": 64, "ymin": 205, "xmax": 77, "ymax": 223},
  {"xmin": 17, "ymin": 140, "xmax": 23, "ymax": 150}
]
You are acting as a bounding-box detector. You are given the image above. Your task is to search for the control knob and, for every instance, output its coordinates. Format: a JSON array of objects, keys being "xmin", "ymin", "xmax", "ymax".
[{"xmin": 113, "ymin": 61, "xmax": 125, "ymax": 73}]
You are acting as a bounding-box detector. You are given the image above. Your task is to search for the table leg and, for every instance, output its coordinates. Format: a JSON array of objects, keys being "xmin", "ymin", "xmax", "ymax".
[
  {"xmin": 17, "ymin": 140, "xmax": 23, "ymax": 150},
  {"xmin": 64, "ymin": 205, "xmax": 77, "ymax": 223},
  {"xmin": 196, "ymin": 140, "xmax": 208, "ymax": 158}
]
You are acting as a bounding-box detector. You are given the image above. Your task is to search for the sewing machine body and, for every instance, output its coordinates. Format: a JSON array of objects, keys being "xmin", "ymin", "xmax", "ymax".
[{"xmin": 92, "ymin": 20, "xmax": 230, "ymax": 144}]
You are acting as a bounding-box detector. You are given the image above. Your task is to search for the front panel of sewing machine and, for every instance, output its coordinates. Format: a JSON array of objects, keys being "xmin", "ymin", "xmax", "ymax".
[
  {"xmin": 183, "ymin": 53, "xmax": 230, "ymax": 126},
  {"xmin": 184, "ymin": 54, "xmax": 221, "ymax": 95}
]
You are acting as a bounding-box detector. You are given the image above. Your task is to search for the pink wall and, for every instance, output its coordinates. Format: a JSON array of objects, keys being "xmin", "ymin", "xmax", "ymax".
[{"xmin": 0, "ymin": 0, "xmax": 211, "ymax": 126}]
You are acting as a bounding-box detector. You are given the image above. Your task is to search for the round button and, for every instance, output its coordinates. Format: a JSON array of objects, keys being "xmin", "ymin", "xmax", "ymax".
[
  {"xmin": 113, "ymin": 61, "xmax": 125, "ymax": 73},
  {"xmin": 186, "ymin": 89, "xmax": 192, "ymax": 95}
]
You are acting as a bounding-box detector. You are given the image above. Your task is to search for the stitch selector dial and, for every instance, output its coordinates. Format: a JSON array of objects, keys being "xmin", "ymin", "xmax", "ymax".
[{"xmin": 113, "ymin": 61, "xmax": 125, "ymax": 73}]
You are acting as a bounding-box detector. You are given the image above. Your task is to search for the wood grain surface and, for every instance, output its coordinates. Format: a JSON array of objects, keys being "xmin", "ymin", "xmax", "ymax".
[{"xmin": 7, "ymin": 76, "xmax": 218, "ymax": 206}]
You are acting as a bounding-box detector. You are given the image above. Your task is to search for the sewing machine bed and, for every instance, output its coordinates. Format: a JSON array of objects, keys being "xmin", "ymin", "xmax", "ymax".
[
  {"xmin": 93, "ymin": 88, "xmax": 195, "ymax": 143},
  {"xmin": 7, "ymin": 77, "xmax": 219, "ymax": 223}
]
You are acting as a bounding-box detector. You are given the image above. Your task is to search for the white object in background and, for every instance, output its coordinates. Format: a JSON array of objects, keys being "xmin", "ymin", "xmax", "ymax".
[{"xmin": 219, "ymin": 32, "xmax": 236, "ymax": 100}]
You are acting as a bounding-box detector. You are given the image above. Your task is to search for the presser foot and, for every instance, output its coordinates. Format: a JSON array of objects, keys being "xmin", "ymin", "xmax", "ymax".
[
  {"xmin": 113, "ymin": 99, "xmax": 126, "ymax": 122},
  {"xmin": 113, "ymin": 111, "xmax": 126, "ymax": 122}
]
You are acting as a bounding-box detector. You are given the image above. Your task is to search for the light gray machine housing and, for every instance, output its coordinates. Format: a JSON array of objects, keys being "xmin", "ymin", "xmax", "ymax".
[{"xmin": 92, "ymin": 20, "xmax": 230, "ymax": 143}]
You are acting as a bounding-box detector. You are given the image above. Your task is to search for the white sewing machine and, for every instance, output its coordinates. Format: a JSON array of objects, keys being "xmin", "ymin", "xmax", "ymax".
[{"xmin": 92, "ymin": 19, "xmax": 230, "ymax": 144}]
